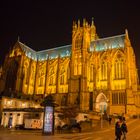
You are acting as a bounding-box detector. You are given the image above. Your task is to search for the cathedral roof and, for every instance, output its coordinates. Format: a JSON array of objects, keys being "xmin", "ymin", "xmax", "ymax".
[
  {"xmin": 90, "ymin": 34, "xmax": 125, "ymax": 52},
  {"xmin": 18, "ymin": 41, "xmax": 37, "ymax": 60},
  {"xmin": 36, "ymin": 44, "xmax": 71, "ymax": 60},
  {"xmin": 17, "ymin": 34, "xmax": 125, "ymax": 61},
  {"xmin": 18, "ymin": 41, "xmax": 71, "ymax": 61}
]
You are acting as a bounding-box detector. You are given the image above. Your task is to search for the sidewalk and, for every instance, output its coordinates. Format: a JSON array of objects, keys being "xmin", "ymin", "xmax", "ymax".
[{"xmin": 92, "ymin": 118, "xmax": 137, "ymax": 132}]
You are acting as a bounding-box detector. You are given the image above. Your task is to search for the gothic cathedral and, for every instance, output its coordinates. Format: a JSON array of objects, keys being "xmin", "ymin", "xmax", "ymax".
[{"xmin": 0, "ymin": 19, "xmax": 140, "ymax": 116}]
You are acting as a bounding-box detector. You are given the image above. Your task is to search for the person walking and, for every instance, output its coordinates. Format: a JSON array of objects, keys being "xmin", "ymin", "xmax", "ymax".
[
  {"xmin": 121, "ymin": 120, "xmax": 128, "ymax": 140},
  {"xmin": 108, "ymin": 116, "xmax": 112, "ymax": 125},
  {"xmin": 115, "ymin": 120, "xmax": 122, "ymax": 140}
]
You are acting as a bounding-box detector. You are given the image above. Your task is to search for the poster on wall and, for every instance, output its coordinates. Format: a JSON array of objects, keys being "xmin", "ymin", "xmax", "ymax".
[{"xmin": 43, "ymin": 106, "xmax": 54, "ymax": 135}]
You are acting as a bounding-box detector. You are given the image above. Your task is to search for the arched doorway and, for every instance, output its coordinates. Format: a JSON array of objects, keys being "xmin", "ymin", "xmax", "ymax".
[{"xmin": 95, "ymin": 93, "xmax": 108, "ymax": 113}]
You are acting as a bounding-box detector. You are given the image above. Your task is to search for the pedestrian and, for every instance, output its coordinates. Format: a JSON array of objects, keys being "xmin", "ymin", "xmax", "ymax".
[
  {"xmin": 121, "ymin": 120, "xmax": 128, "ymax": 140},
  {"xmin": 76, "ymin": 122, "xmax": 81, "ymax": 133},
  {"xmin": 57, "ymin": 120, "xmax": 62, "ymax": 133},
  {"xmin": 115, "ymin": 120, "xmax": 122, "ymax": 140},
  {"xmin": 57, "ymin": 125, "xmax": 62, "ymax": 133},
  {"xmin": 108, "ymin": 116, "xmax": 112, "ymax": 125}
]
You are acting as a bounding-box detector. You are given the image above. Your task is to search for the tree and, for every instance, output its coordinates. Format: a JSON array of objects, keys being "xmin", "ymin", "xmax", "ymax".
[
  {"xmin": 40, "ymin": 94, "xmax": 58, "ymax": 107},
  {"xmin": 61, "ymin": 105, "xmax": 79, "ymax": 119}
]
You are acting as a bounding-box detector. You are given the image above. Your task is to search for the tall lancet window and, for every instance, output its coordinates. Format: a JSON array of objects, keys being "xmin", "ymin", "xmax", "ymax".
[
  {"xmin": 74, "ymin": 53, "xmax": 82, "ymax": 75},
  {"xmin": 74, "ymin": 54, "xmax": 78, "ymax": 75},
  {"xmin": 75, "ymin": 34, "xmax": 83, "ymax": 49},
  {"xmin": 30, "ymin": 66, "xmax": 35, "ymax": 86},
  {"xmin": 49, "ymin": 67, "xmax": 55, "ymax": 85},
  {"xmin": 60, "ymin": 66, "xmax": 65, "ymax": 85},
  {"xmin": 77, "ymin": 53, "xmax": 82, "ymax": 75},
  {"xmin": 74, "ymin": 33, "xmax": 83, "ymax": 75},
  {"xmin": 38, "ymin": 68, "xmax": 45, "ymax": 87},
  {"xmin": 114, "ymin": 53, "xmax": 125, "ymax": 79},
  {"xmin": 101, "ymin": 56, "xmax": 107, "ymax": 80},
  {"xmin": 24, "ymin": 62, "xmax": 29, "ymax": 84}
]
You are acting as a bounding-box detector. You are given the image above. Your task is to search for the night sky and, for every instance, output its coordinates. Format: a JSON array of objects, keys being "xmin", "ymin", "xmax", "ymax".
[{"xmin": 0, "ymin": 0, "xmax": 140, "ymax": 70}]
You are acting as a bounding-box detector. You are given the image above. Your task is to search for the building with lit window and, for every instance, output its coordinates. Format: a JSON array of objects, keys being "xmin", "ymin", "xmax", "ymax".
[
  {"xmin": 0, "ymin": 19, "xmax": 140, "ymax": 116},
  {"xmin": 0, "ymin": 96, "xmax": 43, "ymax": 128}
]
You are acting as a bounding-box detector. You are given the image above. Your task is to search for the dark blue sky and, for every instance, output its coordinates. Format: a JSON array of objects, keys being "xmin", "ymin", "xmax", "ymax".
[{"xmin": 0, "ymin": 0, "xmax": 140, "ymax": 70}]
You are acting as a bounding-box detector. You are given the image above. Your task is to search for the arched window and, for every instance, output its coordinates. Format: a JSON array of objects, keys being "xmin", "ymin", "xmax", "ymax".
[
  {"xmin": 75, "ymin": 34, "xmax": 82, "ymax": 49},
  {"xmin": 74, "ymin": 53, "xmax": 82, "ymax": 75},
  {"xmin": 60, "ymin": 75, "xmax": 64, "ymax": 85},
  {"xmin": 74, "ymin": 62, "xmax": 77, "ymax": 75},
  {"xmin": 49, "ymin": 67, "xmax": 55, "ymax": 85},
  {"xmin": 38, "ymin": 67, "xmax": 45, "ymax": 87},
  {"xmin": 31, "ymin": 66, "xmax": 35, "ymax": 80},
  {"xmin": 49, "ymin": 76, "xmax": 53, "ymax": 85},
  {"xmin": 25, "ymin": 63, "xmax": 29, "ymax": 84},
  {"xmin": 78, "ymin": 62, "xmax": 82, "ymax": 75},
  {"xmin": 30, "ymin": 66, "xmax": 35, "ymax": 86},
  {"xmin": 101, "ymin": 60, "xmax": 107, "ymax": 80},
  {"xmin": 39, "ymin": 77, "xmax": 44, "ymax": 86},
  {"xmin": 60, "ymin": 66, "xmax": 65, "ymax": 85},
  {"xmin": 114, "ymin": 53, "xmax": 125, "ymax": 79}
]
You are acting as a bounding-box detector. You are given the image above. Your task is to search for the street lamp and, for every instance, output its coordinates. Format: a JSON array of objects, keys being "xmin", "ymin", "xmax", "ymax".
[
  {"xmin": 92, "ymin": 42, "xmax": 96, "ymax": 111},
  {"xmin": 100, "ymin": 105, "xmax": 104, "ymax": 129}
]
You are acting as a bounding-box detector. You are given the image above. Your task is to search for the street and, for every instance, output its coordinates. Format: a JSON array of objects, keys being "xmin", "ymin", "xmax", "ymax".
[{"xmin": 0, "ymin": 119, "xmax": 140, "ymax": 140}]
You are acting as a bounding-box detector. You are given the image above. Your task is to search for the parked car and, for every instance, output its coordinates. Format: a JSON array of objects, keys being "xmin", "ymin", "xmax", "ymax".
[
  {"xmin": 61, "ymin": 122, "xmax": 81, "ymax": 132},
  {"xmin": 15, "ymin": 124, "xmax": 24, "ymax": 130}
]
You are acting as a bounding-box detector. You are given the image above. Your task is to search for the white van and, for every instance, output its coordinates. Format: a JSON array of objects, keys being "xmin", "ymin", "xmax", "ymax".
[{"xmin": 24, "ymin": 119, "xmax": 43, "ymax": 129}]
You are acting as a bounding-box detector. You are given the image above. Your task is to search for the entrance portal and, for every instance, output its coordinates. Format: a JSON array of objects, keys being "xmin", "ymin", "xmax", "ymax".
[{"xmin": 95, "ymin": 93, "xmax": 108, "ymax": 113}]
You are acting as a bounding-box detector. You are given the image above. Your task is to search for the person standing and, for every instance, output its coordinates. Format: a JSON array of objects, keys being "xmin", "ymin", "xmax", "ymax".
[
  {"xmin": 121, "ymin": 121, "xmax": 128, "ymax": 140},
  {"xmin": 115, "ymin": 120, "xmax": 122, "ymax": 140},
  {"xmin": 108, "ymin": 116, "xmax": 112, "ymax": 125}
]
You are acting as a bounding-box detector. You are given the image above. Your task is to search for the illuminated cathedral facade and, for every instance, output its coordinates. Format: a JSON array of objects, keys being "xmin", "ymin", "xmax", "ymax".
[{"xmin": 0, "ymin": 19, "xmax": 140, "ymax": 116}]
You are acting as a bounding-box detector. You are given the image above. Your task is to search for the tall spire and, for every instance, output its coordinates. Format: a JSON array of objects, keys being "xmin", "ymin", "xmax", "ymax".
[
  {"xmin": 17, "ymin": 36, "xmax": 20, "ymax": 42},
  {"xmin": 90, "ymin": 17, "xmax": 96, "ymax": 41},
  {"xmin": 91, "ymin": 17, "xmax": 94, "ymax": 26},
  {"xmin": 78, "ymin": 19, "xmax": 80, "ymax": 27},
  {"xmin": 83, "ymin": 18, "xmax": 86, "ymax": 27},
  {"xmin": 125, "ymin": 28, "xmax": 131, "ymax": 47},
  {"xmin": 125, "ymin": 29, "xmax": 129, "ymax": 40},
  {"xmin": 73, "ymin": 21, "xmax": 77, "ymax": 29}
]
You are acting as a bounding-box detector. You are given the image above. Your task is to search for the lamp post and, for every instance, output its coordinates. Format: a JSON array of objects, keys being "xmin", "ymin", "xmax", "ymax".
[
  {"xmin": 92, "ymin": 45, "xmax": 95, "ymax": 111},
  {"xmin": 100, "ymin": 105, "xmax": 103, "ymax": 129},
  {"xmin": 93, "ymin": 65, "xmax": 96, "ymax": 111},
  {"xmin": 101, "ymin": 113, "xmax": 103, "ymax": 129},
  {"xmin": 92, "ymin": 42, "xmax": 96, "ymax": 111}
]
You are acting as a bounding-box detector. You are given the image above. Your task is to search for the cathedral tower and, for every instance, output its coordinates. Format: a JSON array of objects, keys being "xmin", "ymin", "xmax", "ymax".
[{"xmin": 68, "ymin": 18, "xmax": 97, "ymax": 111}]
